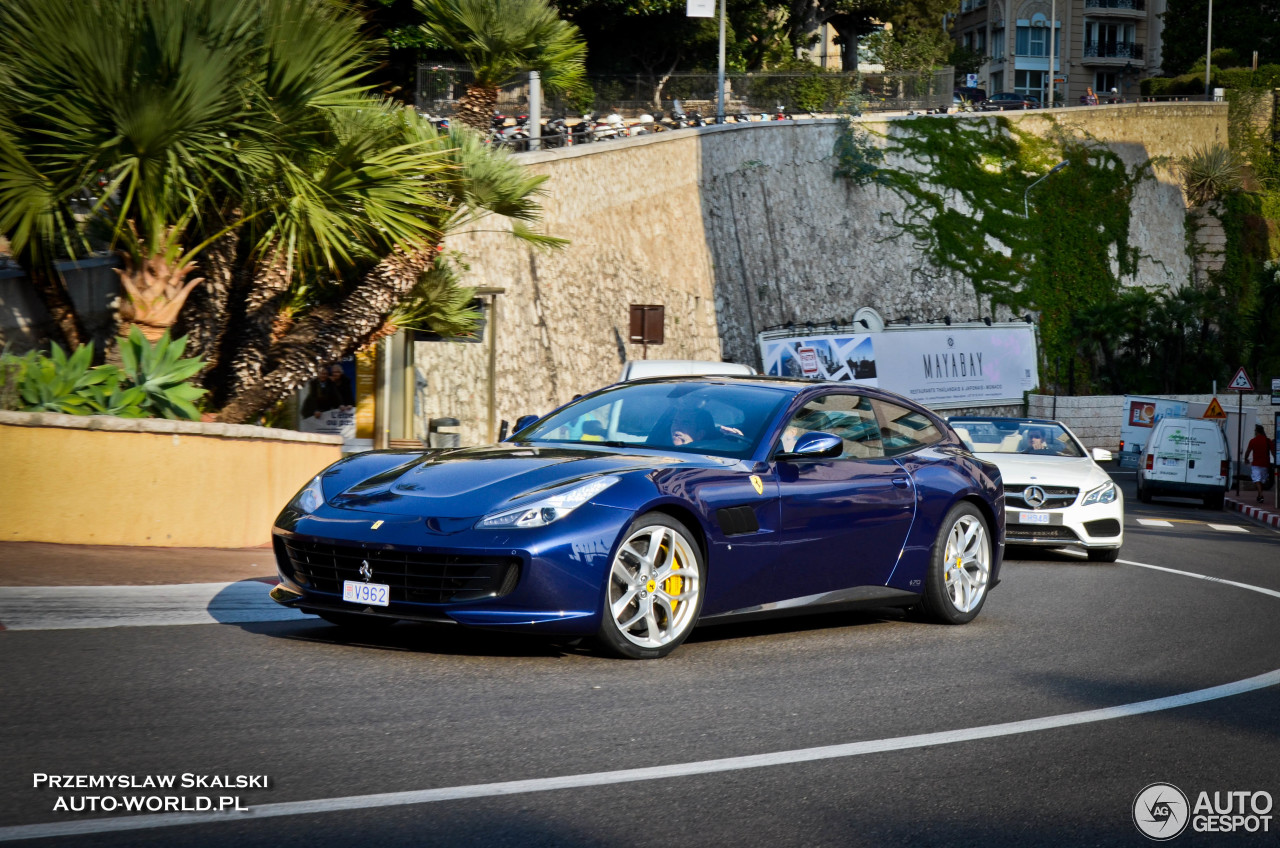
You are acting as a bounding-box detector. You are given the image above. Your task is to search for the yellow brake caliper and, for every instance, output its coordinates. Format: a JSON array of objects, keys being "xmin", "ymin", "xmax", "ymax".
[{"xmin": 663, "ymin": 546, "xmax": 683, "ymax": 613}]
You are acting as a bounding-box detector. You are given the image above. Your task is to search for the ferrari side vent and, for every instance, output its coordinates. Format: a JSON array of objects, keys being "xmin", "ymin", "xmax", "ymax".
[{"xmin": 716, "ymin": 506, "xmax": 760, "ymax": 536}]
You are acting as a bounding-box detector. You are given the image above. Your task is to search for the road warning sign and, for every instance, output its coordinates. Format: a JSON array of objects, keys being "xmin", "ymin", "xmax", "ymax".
[
  {"xmin": 1227, "ymin": 366, "xmax": 1254, "ymax": 391},
  {"xmin": 1203, "ymin": 397, "xmax": 1227, "ymax": 420}
]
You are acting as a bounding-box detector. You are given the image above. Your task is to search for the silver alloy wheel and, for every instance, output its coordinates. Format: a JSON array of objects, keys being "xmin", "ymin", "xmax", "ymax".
[
  {"xmin": 608, "ymin": 524, "xmax": 701, "ymax": 649},
  {"xmin": 942, "ymin": 513, "xmax": 991, "ymax": 613}
]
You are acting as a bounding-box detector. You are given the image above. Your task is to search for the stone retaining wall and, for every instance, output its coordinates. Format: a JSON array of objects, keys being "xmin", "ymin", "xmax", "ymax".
[{"xmin": 418, "ymin": 103, "xmax": 1227, "ymax": 444}]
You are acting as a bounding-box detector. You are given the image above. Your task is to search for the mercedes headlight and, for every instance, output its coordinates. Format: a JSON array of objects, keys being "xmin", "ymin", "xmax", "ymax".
[
  {"xmin": 1081, "ymin": 481, "xmax": 1117, "ymax": 506},
  {"xmin": 289, "ymin": 475, "xmax": 327, "ymax": 514},
  {"xmin": 476, "ymin": 477, "xmax": 620, "ymax": 529}
]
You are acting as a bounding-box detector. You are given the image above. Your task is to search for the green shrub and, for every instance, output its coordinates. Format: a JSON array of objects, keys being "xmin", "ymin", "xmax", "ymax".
[{"xmin": 0, "ymin": 330, "xmax": 206, "ymax": 420}]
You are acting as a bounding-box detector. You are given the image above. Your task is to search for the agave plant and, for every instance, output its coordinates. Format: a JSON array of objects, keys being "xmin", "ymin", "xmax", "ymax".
[
  {"xmin": 117, "ymin": 328, "xmax": 208, "ymax": 421},
  {"xmin": 1180, "ymin": 143, "xmax": 1243, "ymax": 206},
  {"xmin": 5, "ymin": 344, "xmax": 110, "ymax": 415}
]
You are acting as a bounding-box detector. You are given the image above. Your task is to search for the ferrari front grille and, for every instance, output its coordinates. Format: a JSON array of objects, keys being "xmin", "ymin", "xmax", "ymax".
[{"xmin": 281, "ymin": 538, "xmax": 520, "ymax": 604}]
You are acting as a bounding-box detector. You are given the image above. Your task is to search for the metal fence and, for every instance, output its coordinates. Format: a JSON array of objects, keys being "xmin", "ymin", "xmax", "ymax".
[{"xmin": 416, "ymin": 65, "xmax": 954, "ymax": 119}]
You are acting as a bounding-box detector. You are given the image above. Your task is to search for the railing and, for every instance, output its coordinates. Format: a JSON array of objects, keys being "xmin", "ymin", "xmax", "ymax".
[
  {"xmin": 416, "ymin": 65, "xmax": 954, "ymax": 119},
  {"xmin": 1084, "ymin": 0, "xmax": 1145, "ymax": 10},
  {"xmin": 1082, "ymin": 41, "xmax": 1145, "ymax": 59}
]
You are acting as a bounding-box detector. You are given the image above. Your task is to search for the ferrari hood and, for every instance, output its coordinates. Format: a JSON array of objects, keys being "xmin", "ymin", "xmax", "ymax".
[{"xmin": 324, "ymin": 444, "xmax": 689, "ymax": 518}]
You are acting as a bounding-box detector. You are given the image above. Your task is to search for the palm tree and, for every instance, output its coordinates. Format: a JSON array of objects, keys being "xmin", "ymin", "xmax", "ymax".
[
  {"xmin": 416, "ymin": 0, "xmax": 587, "ymax": 133},
  {"xmin": 0, "ymin": 0, "xmax": 563, "ymax": 424}
]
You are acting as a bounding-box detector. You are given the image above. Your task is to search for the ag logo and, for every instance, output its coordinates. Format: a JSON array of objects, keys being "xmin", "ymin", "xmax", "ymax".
[
  {"xmin": 1133, "ymin": 782, "xmax": 1189, "ymax": 840},
  {"xmin": 749, "ymin": 475, "xmax": 764, "ymax": 495}
]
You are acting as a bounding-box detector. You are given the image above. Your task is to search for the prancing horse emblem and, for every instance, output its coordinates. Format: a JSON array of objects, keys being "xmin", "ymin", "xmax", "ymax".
[
  {"xmin": 749, "ymin": 474, "xmax": 764, "ymax": 495},
  {"xmin": 359, "ymin": 560, "xmax": 373, "ymax": 582}
]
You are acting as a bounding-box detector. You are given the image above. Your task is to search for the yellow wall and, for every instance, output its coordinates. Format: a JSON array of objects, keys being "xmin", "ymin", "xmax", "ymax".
[{"xmin": 1, "ymin": 419, "xmax": 342, "ymax": 548}]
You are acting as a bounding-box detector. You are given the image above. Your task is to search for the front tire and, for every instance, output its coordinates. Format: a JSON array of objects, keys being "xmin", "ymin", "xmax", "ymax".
[
  {"xmin": 1087, "ymin": 547, "xmax": 1121, "ymax": 563},
  {"xmin": 920, "ymin": 502, "xmax": 992, "ymax": 624},
  {"xmin": 597, "ymin": 513, "xmax": 704, "ymax": 659}
]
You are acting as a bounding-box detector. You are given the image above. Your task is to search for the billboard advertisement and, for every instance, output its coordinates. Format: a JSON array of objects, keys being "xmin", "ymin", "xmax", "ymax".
[{"xmin": 758, "ymin": 324, "xmax": 1037, "ymax": 409}]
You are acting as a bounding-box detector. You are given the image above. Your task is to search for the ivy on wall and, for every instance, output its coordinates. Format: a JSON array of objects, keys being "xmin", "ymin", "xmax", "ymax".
[{"xmin": 835, "ymin": 114, "xmax": 1153, "ymax": 392}]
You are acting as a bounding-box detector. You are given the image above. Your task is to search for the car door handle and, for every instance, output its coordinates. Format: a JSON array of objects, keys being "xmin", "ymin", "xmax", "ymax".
[{"xmin": 891, "ymin": 477, "xmax": 910, "ymax": 488}]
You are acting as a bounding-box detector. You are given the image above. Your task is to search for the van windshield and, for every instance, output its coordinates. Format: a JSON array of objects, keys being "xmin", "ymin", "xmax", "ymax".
[{"xmin": 949, "ymin": 418, "xmax": 1086, "ymax": 457}]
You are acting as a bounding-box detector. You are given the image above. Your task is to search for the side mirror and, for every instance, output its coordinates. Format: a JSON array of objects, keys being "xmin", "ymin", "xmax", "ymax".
[
  {"xmin": 1091, "ymin": 447, "xmax": 1113, "ymax": 463},
  {"xmin": 776, "ymin": 431, "xmax": 843, "ymax": 461},
  {"xmin": 508, "ymin": 414, "xmax": 539, "ymax": 440}
]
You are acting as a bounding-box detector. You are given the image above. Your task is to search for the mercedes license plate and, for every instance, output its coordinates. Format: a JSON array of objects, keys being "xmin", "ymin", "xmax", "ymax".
[
  {"xmin": 1018, "ymin": 511, "xmax": 1051, "ymax": 525},
  {"xmin": 343, "ymin": 580, "xmax": 389, "ymax": 607}
]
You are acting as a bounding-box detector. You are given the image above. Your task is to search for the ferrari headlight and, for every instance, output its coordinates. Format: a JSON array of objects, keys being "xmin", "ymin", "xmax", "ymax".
[
  {"xmin": 289, "ymin": 475, "xmax": 327, "ymax": 514},
  {"xmin": 476, "ymin": 476, "xmax": 620, "ymax": 529},
  {"xmin": 1081, "ymin": 481, "xmax": 1117, "ymax": 506}
]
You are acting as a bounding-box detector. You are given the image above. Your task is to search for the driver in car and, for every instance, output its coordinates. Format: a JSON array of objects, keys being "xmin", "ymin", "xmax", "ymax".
[
  {"xmin": 670, "ymin": 408, "xmax": 716, "ymax": 446},
  {"xmin": 1025, "ymin": 429, "xmax": 1057, "ymax": 454}
]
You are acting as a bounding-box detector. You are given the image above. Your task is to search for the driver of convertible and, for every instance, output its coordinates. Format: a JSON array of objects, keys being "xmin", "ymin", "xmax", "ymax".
[{"xmin": 1025, "ymin": 429, "xmax": 1055, "ymax": 453}]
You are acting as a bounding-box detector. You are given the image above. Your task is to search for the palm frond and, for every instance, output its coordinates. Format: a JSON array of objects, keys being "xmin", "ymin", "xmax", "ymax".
[{"xmin": 414, "ymin": 0, "xmax": 586, "ymax": 92}]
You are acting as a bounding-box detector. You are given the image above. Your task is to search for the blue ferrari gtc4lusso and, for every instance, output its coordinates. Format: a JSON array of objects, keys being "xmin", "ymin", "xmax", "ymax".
[{"xmin": 270, "ymin": 377, "xmax": 1005, "ymax": 658}]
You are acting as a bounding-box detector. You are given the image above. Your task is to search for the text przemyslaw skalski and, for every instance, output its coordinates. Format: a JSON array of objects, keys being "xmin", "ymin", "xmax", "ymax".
[{"xmin": 33, "ymin": 773, "xmax": 270, "ymax": 789}]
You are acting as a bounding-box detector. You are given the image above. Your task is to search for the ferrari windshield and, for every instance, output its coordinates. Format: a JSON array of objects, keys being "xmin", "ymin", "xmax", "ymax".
[
  {"xmin": 517, "ymin": 381, "xmax": 791, "ymax": 459},
  {"xmin": 949, "ymin": 417, "xmax": 1086, "ymax": 458}
]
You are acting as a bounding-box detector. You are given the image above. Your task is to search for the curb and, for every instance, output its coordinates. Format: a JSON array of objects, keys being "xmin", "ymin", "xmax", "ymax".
[{"xmin": 1224, "ymin": 496, "xmax": 1280, "ymax": 529}]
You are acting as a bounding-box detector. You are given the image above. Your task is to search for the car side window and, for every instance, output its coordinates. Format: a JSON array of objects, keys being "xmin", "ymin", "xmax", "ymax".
[
  {"xmin": 780, "ymin": 394, "xmax": 884, "ymax": 459},
  {"xmin": 874, "ymin": 401, "xmax": 943, "ymax": 457}
]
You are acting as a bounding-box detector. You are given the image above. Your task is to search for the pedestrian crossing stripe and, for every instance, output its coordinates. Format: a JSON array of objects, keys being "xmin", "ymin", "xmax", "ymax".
[{"xmin": 1207, "ymin": 523, "xmax": 1249, "ymax": 533}]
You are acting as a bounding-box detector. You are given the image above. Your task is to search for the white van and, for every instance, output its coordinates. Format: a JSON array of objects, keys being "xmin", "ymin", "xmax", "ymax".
[
  {"xmin": 1137, "ymin": 416, "xmax": 1230, "ymax": 509},
  {"xmin": 618, "ymin": 360, "xmax": 756, "ymax": 382}
]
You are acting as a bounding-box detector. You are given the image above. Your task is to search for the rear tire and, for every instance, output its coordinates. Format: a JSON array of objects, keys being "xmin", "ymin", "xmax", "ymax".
[
  {"xmin": 920, "ymin": 502, "xmax": 992, "ymax": 625},
  {"xmin": 1137, "ymin": 478, "xmax": 1153, "ymax": 504},
  {"xmin": 1087, "ymin": 547, "xmax": 1121, "ymax": 563},
  {"xmin": 1203, "ymin": 491, "xmax": 1225, "ymax": 510}
]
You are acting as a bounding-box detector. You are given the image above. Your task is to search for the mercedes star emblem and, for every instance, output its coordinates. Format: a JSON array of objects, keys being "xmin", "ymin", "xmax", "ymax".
[{"xmin": 1023, "ymin": 485, "xmax": 1047, "ymax": 509}]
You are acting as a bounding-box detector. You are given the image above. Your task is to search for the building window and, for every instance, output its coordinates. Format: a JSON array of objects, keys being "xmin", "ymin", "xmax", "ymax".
[
  {"xmin": 1015, "ymin": 25, "xmax": 1060, "ymax": 57},
  {"xmin": 990, "ymin": 26, "xmax": 1005, "ymax": 59},
  {"xmin": 990, "ymin": 71, "xmax": 1003, "ymax": 92},
  {"xmin": 976, "ymin": 30, "xmax": 986, "ymax": 52},
  {"xmin": 1015, "ymin": 69, "xmax": 1045, "ymax": 98},
  {"xmin": 1095, "ymin": 71, "xmax": 1119, "ymax": 96}
]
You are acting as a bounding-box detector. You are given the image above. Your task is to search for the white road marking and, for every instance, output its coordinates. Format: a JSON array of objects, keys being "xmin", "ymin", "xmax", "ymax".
[
  {"xmin": 1136, "ymin": 519, "xmax": 1172, "ymax": 527},
  {"xmin": 2, "ymin": 559, "xmax": 1278, "ymax": 843},
  {"xmin": 1207, "ymin": 523, "xmax": 1248, "ymax": 533},
  {"xmin": 0, "ymin": 582, "xmax": 304, "ymax": 630}
]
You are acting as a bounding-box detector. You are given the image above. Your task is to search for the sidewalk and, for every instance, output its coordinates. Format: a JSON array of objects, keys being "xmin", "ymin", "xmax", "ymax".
[
  {"xmin": 0, "ymin": 541, "xmax": 277, "ymax": 587},
  {"xmin": 1224, "ymin": 491, "xmax": 1280, "ymax": 530}
]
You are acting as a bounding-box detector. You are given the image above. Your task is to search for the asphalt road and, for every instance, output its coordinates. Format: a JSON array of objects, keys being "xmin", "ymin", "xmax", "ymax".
[{"xmin": 2, "ymin": 468, "xmax": 1279, "ymax": 847}]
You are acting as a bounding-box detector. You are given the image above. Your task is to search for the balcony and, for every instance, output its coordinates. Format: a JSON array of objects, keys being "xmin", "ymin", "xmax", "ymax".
[
  {"xmin": 1084, "ymin": 0, "xmax": 1144, "ymax": 9},
  {"xmin": 1082, "ymin": 41, "xmax": 1144, "ymax": 63},
  {"xmin": 1084, "ymin": 0, "xmax": 1146, "ymax": 18}
]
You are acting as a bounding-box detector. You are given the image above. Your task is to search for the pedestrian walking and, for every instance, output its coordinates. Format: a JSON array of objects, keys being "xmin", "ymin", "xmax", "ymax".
[
  {"xmin": 1243, "ymin": 424, "xmax": 1275, "ymax": 503},
  {"xmin": 1081, "ymin": 87, "xmax": 1098, "ymax": 106}
]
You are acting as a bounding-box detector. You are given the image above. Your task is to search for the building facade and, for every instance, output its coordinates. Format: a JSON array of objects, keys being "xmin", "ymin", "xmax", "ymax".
[{"xmin": 951, "ymin": 0, "xmax": 1167, "ymax": 104}]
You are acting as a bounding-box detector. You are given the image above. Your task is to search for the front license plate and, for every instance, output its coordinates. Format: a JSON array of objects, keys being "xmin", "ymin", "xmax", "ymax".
[
  {"xmin": 343, "ymin": 581, "xmax": 389, "ymax": 607},
  {"xmin": 1018, "ymin": 511, "xmax": 1051, "ymax": 525}
]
